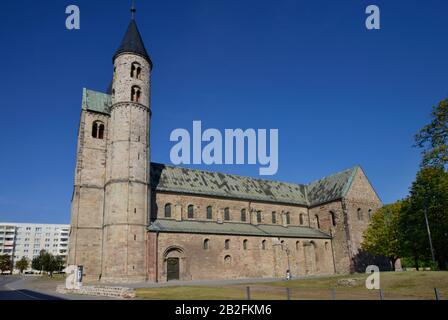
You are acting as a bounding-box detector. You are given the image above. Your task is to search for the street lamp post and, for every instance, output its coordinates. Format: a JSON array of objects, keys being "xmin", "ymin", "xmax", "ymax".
[{"xmin": 423, "ymin": 202, "xmax": 436, "ymax": 266}]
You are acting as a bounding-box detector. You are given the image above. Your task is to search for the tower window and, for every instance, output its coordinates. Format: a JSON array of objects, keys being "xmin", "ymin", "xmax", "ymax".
[
  {"xmin": 299, "ymin": 214, "xmax": 304, "ymax": 225},
  {"xmin": 188, "ymin": 205, "xmax": 194, "ymax": 219},
  {"xmin": 256, "ymin": 211, "xmax": 262, "ymax": 223},
  {"xmin": 241, "ymin": 209, "xmax": 246, "ymax": 222},
  {"xmin": 285, "ymin": 212, "xmax": 291, "ymax": 225},
  {"xmin": 206, "ymin": 206, "xmax": 213, "ymax": 220},
  {"xmin": 368, "ymin": 209, "xmax": 372, "ymax": 220},
  {"xmin": 92, "ymin": 121, "xmax": 105, "ymax": 140},
  {"xmin": 262, "ymin": 240, "xmax": 266, "ymax": 250},
  {"xmin": 315, "ymin": 215, "xmax": 320, "ymax": 229},
  {"xmin": 165, "ymin": 203, "xmax": 172, "ymax": 218},
  {"xmin": 272, "ymin": 212, "xmax": 276, "ymax": 224},
  {"xmin": 224, "ymin": 208, "xmax": 230, "ymax": 221},
  {"xmin": 131, "ymin": 62, "xmax": 142, "ymax": 79},
  {"xmin": 243, "ymin": 239, "xmax": 248, "ymax": 250},
  {"xmin": 225, "ymin": 239, "xmax": 230, "ymax": 250},
  {"xmin": 131, "ymin": 85, "xmax": 141, "ymax": 103}
]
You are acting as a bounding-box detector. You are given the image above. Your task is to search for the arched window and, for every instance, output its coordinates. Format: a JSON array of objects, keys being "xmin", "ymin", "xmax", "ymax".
[
  {"xmin": 262, "ymin": 240, "xmax": 266, "ymax": 250},
  {"xmin": 224, "ymin": 208, "xmax": 230, "ymax": 221},
  {"xmin": 285, "ymin": 212, "xmax": 291, "ymax": 225},
  {"xmin": 241, "ymin": 209, "xmax": 246, "ymax": 222},
  {"xmin": 315, "ymin": 215, "xmax": 320, "ymax": 229},
  {"xmin": 203, "ymin": 239, "xmax": 209, "ymax": 250},
  {"xmin": 325, "ymin": 242, "xmax": 329, "ymax": 251},
  {"xmin": 164, "ymin": 203, "xmax": 172, "ymax": 218},
  {"xmin": 357, "ymin": 208, "xmax": 363, "ymax": 221},
  {"xmin": 330, "ymin": 211, "xmax": 336, "ymax": 227},
  {"xmin": 92, "ymin": 121, "xmax": 105, "ymax": 140},
  {"xmin": 368, "ymin": 209, "xmax": 372, "ymax": 220},
  {"xmin": 299, "ymin": 214, "xmax": 304, "ymax": 225},
  {"xmin": 272, "ymin": 212, "xmax": 277, "ymax": 224},
  {"xmin": 296, "ymin": 241, "xmax": 300, "ymax": 250},
  {"xmin": 131, "ymin": 85, "xmax": 141, "ymax": 103},
  {"xmin": 225, "ymin": 239, "xmax": 230, "ymax": 250},
  {"xmin": 224, "ymin": 255, "xmax": 232, "ymax": 266},
  {"xmin": 256, "ymin": 211, "xmax": 262, "ymax": 223},
  {"xmin": 243, "ymin": 239, "xmax": 248, "ymax": 250},
  {"xmin": 188, "ymin": 205, "xmax": 194, "ymax": 219},
  {"xmin": 206, "ymin": 206, "xmax": 213, "ymax": 220},
  {"xmin": 131, "ymin": 62, "xmax": 142, "ymax": 79}
]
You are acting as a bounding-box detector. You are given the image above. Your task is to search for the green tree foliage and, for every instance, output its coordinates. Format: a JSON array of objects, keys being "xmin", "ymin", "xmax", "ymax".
[
  {"xmin": 415, "ymin": 98, "xmax": 448, "ymax": 168},
  {"xmin": 31, "ymin": 250, "xmax": 65, "ymax": 277},
  {"xmin": 398, "ymin": 199, "xmax": 429, "ymax": 270},
  {"xmin": 0, "ymin": 254, "xmax": 13, "ymax": 273},
  {"xmin": 362, "ymin": 202, "xmax": 403, "ymax": 270},
  {"xmin": 15, "ymin": 257, "xmax": 29, "ymax": 274},
  {"xmin": 407, "ymin": 167, "xmax": 448, "ymax": 270}
]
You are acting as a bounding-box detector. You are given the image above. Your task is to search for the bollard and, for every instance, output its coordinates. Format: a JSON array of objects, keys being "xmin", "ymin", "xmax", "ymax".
[
  {"xmin": 286, "ymin": 287, "xmax": 291, "ymax": 300},
  {"xmin": 330, "ymin": 288, "xmax": 336, "ymax": 300},
  {"xmin": 379, "ymin": 288, "xmax": 384, "ymax": 300},
  {"xmin": 246, "ymin": 286, "xmax": 251, "ymax": 300},
  {"xmin": 434, "ymin": 288, "xmax": 441, "ymax": 301}
]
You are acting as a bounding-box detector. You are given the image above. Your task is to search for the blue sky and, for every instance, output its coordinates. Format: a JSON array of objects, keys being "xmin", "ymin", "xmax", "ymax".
[{"xmin": 0, "ymin": 0, "xmax": 447, "ymax": 224}]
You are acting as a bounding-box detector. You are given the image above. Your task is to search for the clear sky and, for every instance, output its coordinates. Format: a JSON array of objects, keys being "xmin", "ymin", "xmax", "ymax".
[{"xmin": 0, "ymin": 0, "xmax": 447, "ymax": 224}]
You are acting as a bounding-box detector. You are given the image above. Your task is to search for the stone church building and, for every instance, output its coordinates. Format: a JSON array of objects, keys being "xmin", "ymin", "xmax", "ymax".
[{"xmin": 68, "ymin": 13, "xmax": 382, "ymax": 283}]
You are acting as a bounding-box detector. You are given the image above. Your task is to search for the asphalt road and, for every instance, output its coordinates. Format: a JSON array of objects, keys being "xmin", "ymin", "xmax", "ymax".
[
  {"xmin": 0, "ymin": 275, "xmax": 120, "ymax": 300},
  {"xmin": 0, "ymin": 276, "xmax": 64, "ymax": 300}
]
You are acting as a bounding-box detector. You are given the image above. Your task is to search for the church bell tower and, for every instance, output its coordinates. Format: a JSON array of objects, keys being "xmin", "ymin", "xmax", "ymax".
[{"xmin": 101, "ymin": 5, "xmax": 152, "ymax": 282}]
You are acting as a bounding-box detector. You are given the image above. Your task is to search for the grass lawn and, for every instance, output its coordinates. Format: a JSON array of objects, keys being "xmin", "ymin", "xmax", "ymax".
[{"xmin": 136, "ymin": 271, "xmax": 448, "ymax": 300}]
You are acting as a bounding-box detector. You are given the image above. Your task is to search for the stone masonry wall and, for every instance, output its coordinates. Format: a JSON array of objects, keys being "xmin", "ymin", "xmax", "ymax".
[{"xmin": 149, "ymin": 232, "xmax": 334, "ymax": 282}]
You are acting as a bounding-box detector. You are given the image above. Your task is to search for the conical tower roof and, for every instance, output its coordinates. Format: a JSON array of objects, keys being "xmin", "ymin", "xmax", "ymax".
[{"xmin": 113, "ymin": 19, "xmax": 152, "ymax": 68}]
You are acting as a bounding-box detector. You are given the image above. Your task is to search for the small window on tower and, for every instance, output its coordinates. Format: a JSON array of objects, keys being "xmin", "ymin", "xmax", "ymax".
[
  {"xmin": 92, "ymin": 121, "xmax": 105, "ymax": 140},
  {"xmin": 131, "ymin": 62, "xmax": 142, "ymax": 79},
  {"xmin": 131, "ymin": 85, "xmax": 141, "ymax": 103}
]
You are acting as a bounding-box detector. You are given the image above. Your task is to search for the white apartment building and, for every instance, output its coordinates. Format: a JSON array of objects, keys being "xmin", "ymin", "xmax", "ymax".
[{"xmin": 0, "ymin": 223, "xmax": 70, "ymax": 272}]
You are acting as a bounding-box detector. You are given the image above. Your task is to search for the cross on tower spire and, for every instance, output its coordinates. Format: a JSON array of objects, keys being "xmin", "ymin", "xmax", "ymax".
[{"xmin": 131, "ymin": 0, "xmax": 136, "ymax": 20}]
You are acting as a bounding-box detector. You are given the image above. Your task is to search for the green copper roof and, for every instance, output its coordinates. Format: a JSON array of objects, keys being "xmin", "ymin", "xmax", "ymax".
[
  {"xmin": 307, "ymin": 167, "xmax": 358, "ymax": 206},
  {"xmin": 82, "ymin": 88, "xmax": 111, "ymax": 115},
  {"xmin": 150, "ymin": 163, "xmax": 358, "ymax": 207},
  {"xmin": 148, "ymin": 219, "xmax": 331, "ymax": 239},
  {"xmin": 150, "ymin": 163, "xmax": 309, "ymax": 206}
]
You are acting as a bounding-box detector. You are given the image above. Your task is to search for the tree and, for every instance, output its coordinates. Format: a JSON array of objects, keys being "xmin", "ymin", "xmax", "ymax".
[
  {"xmin": 398, "ymin": 199, "xmax": 429, "ymax": 270},
  {"xmin": 31, "ymin": 256, "xmax": 42, "ymax": 273},
  {"xmin": 31, "ymin": 250, "xmax": 64, "ymax": 277},
  {"xmin": 415, "ymin": 98, "xmax": 448, "ymax": 168},
  {"xmin": 15, "ymin": 257, "xmax": 29, "ymax": 274},
  {"xmin": 0, "ymin": 254, "xmax": 13, "ymax": 274},
  {"xmin": 406, "ymin": 167, "xmax": 448, "ymax": 270},
  {"xmin": 362, "ymin": 202, "xmax": 403, "ymax": 270}
]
